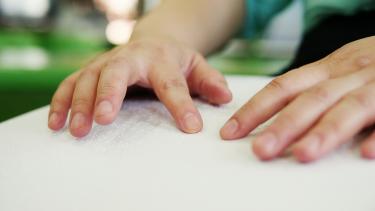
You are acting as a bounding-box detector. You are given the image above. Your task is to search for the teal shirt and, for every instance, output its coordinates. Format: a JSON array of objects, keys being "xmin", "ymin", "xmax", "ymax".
[{"xmin": 243, "ymin": 0, "xmax": 375, "ymax": 38}]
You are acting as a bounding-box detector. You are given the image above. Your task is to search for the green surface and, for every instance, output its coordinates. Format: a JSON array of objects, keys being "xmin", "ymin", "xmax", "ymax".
[
  {"xmin": 208, "ymin": 55, "xmax": 287, "ymax": 76},
  {"xmin": 1, "ymin": 92, "xmax": 54, "ymax": 122},
  {"xmin": 0, "ymin": 29, "xmax": 105, "ymax": 53},
  {"xmin": 0, "ymin": 70, "xmax": 74, "ymax": 122},
  {"xmin": 0, "ymin": 29, "xmax": 106, "ymax": 122}
]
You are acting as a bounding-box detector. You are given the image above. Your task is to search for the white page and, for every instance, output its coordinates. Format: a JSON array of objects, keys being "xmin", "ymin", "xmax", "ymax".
[{"xmin": 0, "ymin": 76, "xmax": 374, "ymax": 211}]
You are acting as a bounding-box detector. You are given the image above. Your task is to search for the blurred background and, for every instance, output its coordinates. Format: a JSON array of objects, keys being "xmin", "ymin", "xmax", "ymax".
[{"xmin": 0, "ymin": 0, "xmax": 302, "ymax": 122}]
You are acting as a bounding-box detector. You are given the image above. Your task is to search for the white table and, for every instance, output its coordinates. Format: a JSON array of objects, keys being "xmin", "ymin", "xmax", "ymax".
[{"xmin": 0, "ymin": 76, "xmax": 374, "ymax": 211}]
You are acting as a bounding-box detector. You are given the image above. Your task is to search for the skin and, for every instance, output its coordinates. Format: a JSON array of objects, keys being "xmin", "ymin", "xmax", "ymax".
[
  {"xmin": 48, "ymin": 0, "xmax": 244, "ymax": 137},
  {"xmin": 220, "ymin": 36, "xmax": 375, "ymax": 162},
  {"xmin": 49, "ymin": 0, "xmax": 375, "ymax": 162}
]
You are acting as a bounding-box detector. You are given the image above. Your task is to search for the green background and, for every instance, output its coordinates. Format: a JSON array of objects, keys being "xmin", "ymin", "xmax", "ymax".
[{"xmin": 0, "ymin": 30, "xmax": 288, "ymax": 122}]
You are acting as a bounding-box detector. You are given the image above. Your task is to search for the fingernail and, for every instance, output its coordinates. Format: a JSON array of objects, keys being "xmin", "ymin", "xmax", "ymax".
[
  {"xmin": 71, "ymin": 113, "xmax": 86, "ymax": 129},
  {"xmin": 221, "ymin": 119, "xmax": 239, "ymax": 138},
  {"xmin": 96, "ymin": 100, "xmax": 113, "ymax": 116},
  {"xmin": 49, "ymin": 112, "xmax": 59, "ymax": 126},
  {"xmin": 183, "ymin": 113, "xmax": 201, "ymax": 133},
  {"xmin": 254, "ymin": 133, "xmax": 277, "ymax": 156}
]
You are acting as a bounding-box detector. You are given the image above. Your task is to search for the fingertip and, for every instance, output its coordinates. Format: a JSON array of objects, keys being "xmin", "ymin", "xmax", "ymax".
[
  {"xmin": 219, "ymin": 129, "xmax": 230, "ymax": 140},
  {"xmin": 94, "ymin": 100, "xmax": 116, "ymax": 125},
  {"xmin": 179, "ymin": 112, "xmax": 203, "ymax": 134},
  {"xmin": 69, "ymin": 126, "xmax": 91, "ymax": 138},
  {"xmin": 69, "ymin": 113, "xmax": 91, "ymax": 138},
  {"xmin": 213, "ymin": 80, "xmax": 233, "ymax": 103},
  {"xmin": 292, "ymin": 143, "xmax": 319, "ymax": 163},
  {"xmin": 48, "ymin": 112, "xmax": 65, "ymax": 131},
  {"xmin": 218, "ymin": 87, "xmax": 233, "ymax": 104},
  {"xmin": 252, "ymin": 142, "xmax": 271, "ymax": 161},
  {"xmin": 205, "ymin": 81, "xmax": 233, "ymax": 104},
  {"xmin": 94, "ymin": 115, "xmax": 116, "ymax": 125},
  {"xmin": 220, "ymin": 119, "xmax": 239, "ymax": 140},
  {"xmin": 360, "ymin": 143, "xmax": 375, "ymax": 159},
  {"xmin": 251, "ymin": 133, "xmax": 278, "ymax": 161}
]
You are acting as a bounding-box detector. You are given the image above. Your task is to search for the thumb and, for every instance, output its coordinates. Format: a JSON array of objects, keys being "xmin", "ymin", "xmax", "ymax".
[{"xmin": 187, "ymin": 54, "xmax": 232, "ymax": 104}]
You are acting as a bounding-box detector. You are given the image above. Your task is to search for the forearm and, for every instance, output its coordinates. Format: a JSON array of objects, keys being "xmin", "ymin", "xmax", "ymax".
[{"xmin": 130, "ymin": 0, "xmax": 245, "ymax": 55}]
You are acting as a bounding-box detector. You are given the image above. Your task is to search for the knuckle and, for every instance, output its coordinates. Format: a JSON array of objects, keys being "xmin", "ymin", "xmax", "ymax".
[
  {"xmin": 354, "ymin": 56, "xmax": 372, "ymax": 69},
  {"xmin": 322, "ymin": 43, "xmax": 367, "ymax": 75},
  {"xmin": 107, "ymin": 56, "xmax": 129, "ymax": 68},
  {"xmin": 344, "ymin": 92, "xmax": 372, "ymax": 109},
  {"xmin": 61, "ymin": 77, "xmax": 74, "ymax": 88},
  {"xmin": 238, "ymin": 100, "xmax": 254, "ymax": 114},
  {"xmin": 308, "ymin": 85, "xmax": 331, "ymax": 103},
  {"xmin": 79, "ymin": 68, "xmax": 99, "ymax": 79},
  {"xmin": 71, "ymin": 98, "xmax": 91, "ymax": 110},
  {"xmin": 98, "ymin": 83, "xmax": 122, "ymax": 98},
  {"xmin": 320, "ymin": 59, "xmax": 336, "ymax": 76},
  {"xmin": 106, "ymin": 56, "xmax": 138, "ymax": 75},
  {"xmin": 131, "ymin": 40, "xmax": 168, "ymax": 59},
  {"xmin": 240, "ymin": 95, "xmax": 267, "ymax": 117},
  {"xmin": 51, "ymin": 96, "xmax": 70, "ymax": 110},
  {"xmin": 329, "ymin": 42, "xmax": 359, "ymax": 61},
  {"xmin": 265, "ymin": 77, "xmax": 289, "ymax": 93},
  {"xmin": 160, "ymin": 78, "xmax": 186, "ymax": 91},
  {"xmin": 58, "ymin": 75, "xmax": 76, "ymax": 90}
]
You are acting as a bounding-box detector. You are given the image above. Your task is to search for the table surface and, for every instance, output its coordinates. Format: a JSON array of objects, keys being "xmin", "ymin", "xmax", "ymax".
[{"xmin": 1, "ymin": 76, "xmax": 374, "ymax": 211}]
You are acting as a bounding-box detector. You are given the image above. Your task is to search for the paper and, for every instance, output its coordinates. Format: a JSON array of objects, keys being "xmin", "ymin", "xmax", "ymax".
[{"xmin": 0, "ymin": 76, "xmax": 374, "ymax": 211}]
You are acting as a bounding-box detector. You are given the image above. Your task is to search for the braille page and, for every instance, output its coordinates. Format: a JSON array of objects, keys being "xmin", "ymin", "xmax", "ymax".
[{"xmin": 0, "ymin": 76, "xmax": 374, "ymax": 211}]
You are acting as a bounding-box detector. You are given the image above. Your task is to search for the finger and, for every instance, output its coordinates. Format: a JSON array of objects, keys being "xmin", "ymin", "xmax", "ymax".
[
  {"xmin": 253, "ymin": 67, "xmax": 375, "ymax": 160},
  {"xmin": 323, "ymin": 38, "xmax": 375, "ymax": 78},
  {"xmin": 149, "ymin": 64, "xmax": 202, "ymax": 134},
  {"xmin": 187, "ymin": 54, "xmax": 232, "ymax": 104},
  {"xmin": 49, "ymin": 52, "xmax": 111, "ymax": 132},
  {"xmin": 220, "ymin": 62, "xmax": 329, "ymax": 140},
  {"xmin": 293, "ymin": 82, "xmax": 375, "ymax": 162},
  {"xmin": 48, "ymin": 71, "xmax": 80, "ymax": 131},
  {"xmin": 69, "ymin": 68, "xmax": 102, "ymax": 137},
  {"xmin": 68, "ymin": 52, "xmax": 113, "ymax": 137},
  {"xmin": 68, "ymin": 52, "xmax": 115, "ymax": 137},
  {"xmin": 360, "ymin": 129, "xmax": 375, "ymax": 159},
  {"xmin": 94, "ymin": 55, "xmax": 138, "ymax": 124}
]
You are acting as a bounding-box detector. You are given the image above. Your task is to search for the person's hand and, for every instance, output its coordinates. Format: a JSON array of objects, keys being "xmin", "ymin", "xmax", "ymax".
[
  {"xmin": 48, "ymin": 38, "xmax": 232, "ymax": 137},
  {"xmin": 220, "ymin": 36, "xmax": 375, "ymax": 162}
]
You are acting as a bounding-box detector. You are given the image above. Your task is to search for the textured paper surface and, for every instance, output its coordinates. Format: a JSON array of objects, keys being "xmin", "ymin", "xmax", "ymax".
[{"xmin": 0, "ymin": 76, "xmax": 375, "ymax": 211}]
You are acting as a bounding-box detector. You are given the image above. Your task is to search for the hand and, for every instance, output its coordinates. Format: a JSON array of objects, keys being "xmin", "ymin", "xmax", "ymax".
[
  {"xmin": 48, "ymin": 38, "xmax": 232, "ymax": 137},
  {"xmin": 221, "ymin": 36, "xmax": 375, "ymax": 162}
]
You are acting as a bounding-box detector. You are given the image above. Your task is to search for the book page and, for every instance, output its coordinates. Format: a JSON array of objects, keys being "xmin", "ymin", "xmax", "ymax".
[{"xmin": 0, "ymin": 76, "xmax": 374, "ymax": 211}]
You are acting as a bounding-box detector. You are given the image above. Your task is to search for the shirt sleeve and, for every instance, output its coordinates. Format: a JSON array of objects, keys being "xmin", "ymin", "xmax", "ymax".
[
  {"xmin": 241, "ymin": 0, "xmax": 293, "ymax": 38},
  {"xmin": 303, "ymin": 0, "xmax": 375, "ymax": 31}
]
